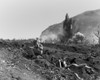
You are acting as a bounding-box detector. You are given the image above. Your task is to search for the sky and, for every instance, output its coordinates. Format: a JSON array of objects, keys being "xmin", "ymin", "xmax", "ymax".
[{"xmin": 0, "ymin": 0, "xmax": 100, "ymax": 39}]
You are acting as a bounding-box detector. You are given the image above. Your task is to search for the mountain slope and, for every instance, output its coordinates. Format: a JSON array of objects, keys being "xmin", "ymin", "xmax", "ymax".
[{"xmin": 40, "ymin": 9, "xmax": 100, "ymax": 44}]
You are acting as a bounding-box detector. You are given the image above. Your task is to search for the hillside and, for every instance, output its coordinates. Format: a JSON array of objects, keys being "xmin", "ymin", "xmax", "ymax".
[
  {"xmin": 40, "ymin": 9, "xmax": 100, "ymax": 44},
  {"xmin": 0, "ymin": 39, "xmax": 100, "ymax": 80}
]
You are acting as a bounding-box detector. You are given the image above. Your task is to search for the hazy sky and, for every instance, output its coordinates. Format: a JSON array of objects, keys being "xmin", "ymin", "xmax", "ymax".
[{"xmin": 0, "ymin": 0, "xmax": 100, "ymax": 39}]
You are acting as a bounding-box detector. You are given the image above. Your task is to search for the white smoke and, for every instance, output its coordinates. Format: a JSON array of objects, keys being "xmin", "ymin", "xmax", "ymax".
[
  {"xmin": 40, "ymin": 33, "xmax": 60, "ymax": 43},
  {"xmin": 70, "ymin": 32, "xmax": 85, "ymax": 43}
]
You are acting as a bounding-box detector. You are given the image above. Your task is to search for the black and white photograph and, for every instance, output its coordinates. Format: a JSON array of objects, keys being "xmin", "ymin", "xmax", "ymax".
[{"xmin": 0, "ymin": 0, "xmax": 100, "ymax": 80}]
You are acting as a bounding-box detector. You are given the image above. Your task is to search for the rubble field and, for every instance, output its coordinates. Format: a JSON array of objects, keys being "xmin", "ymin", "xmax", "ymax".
[{"xmin": 0, "ymin": 39, "xmax": 100, "ymax": 80}]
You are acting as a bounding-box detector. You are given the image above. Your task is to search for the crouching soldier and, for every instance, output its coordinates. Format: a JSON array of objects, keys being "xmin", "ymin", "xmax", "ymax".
[
  {"xmin": 33, "ymin": 38, "xmax": 43, "ymax": 57},
  {"xmin": 36, "ymin": 38, "xmax": 43, "ymax": 54}
]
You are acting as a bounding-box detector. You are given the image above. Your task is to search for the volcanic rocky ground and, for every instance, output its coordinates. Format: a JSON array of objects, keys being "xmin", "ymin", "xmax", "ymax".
[{"xmin": 0, "ymin": 39, "xmax": 100, "ymax": 80}]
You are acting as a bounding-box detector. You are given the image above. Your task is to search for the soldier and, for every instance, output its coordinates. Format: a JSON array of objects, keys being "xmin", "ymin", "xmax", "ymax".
[
  {"xmin": 33, "ymin": 38, "xmax": 43, "ymax": 56},
  {"xmin": 36, "ymin": 38, "xmax": 43, "ymax": 54}
]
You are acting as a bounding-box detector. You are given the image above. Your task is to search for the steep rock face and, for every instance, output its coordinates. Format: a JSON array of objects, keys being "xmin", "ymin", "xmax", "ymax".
[{"xmin": 40, "ymin": 9, "xmax": 100, "ymax": 44}]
